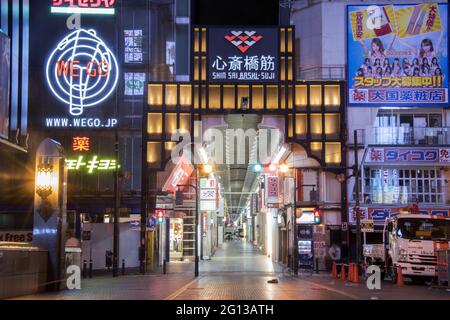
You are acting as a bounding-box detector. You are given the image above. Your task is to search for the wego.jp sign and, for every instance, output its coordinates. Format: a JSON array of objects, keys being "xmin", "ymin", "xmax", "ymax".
[
  {"xmin": 209, "ymin": 27, "xmax": 279, "ymax": 82},
  {"xmin": 46, "ymin": 29, "xmax": 119, "ymax": 117}
]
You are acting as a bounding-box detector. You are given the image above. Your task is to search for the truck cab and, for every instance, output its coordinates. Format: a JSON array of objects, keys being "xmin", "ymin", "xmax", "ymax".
[{"xmin": 385, "ymin": 214, "xmax": 450, "ymax": 281}]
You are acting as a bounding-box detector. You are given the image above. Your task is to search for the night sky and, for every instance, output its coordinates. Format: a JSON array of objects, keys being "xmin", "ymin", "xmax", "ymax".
[{"xmin": 192, "ymin": 0, "xmax": 279, "ymax": 26}]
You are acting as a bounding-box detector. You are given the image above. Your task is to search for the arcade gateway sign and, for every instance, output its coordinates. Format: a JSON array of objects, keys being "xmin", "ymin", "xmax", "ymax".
[{"xmin": 208, "ymin": 28, "xmax": 279, "ymax": 82}]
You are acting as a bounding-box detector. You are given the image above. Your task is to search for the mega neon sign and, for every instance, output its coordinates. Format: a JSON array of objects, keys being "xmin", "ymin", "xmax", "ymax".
[
  {"xmin": 51, "ymin": 0, "xmax": 116, "ymax": 15},
  {"xmin": 46, "ymin": 29, "xmax": 119, "ymax": 117}
]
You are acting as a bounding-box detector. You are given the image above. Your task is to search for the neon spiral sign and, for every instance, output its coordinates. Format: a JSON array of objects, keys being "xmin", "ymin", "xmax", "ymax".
[{"xmin": 46, "ymin": 29, "xmax": 119, "ymax": 116}]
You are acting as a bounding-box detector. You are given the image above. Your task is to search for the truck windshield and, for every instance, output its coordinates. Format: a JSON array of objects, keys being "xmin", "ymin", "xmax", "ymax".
[{"xmin": 397, "ymin": 218, "xmax": 450, "ymax": 241}]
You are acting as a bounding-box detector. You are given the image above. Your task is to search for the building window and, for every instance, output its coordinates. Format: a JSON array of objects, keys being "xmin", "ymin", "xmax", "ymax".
[
  {"xmin": 374, "ymin": 111, "xmax": 445, "ymax": 145},
  {"xmin": 364, "ymin": 167, "xmax": 445, "ymax": 205}
]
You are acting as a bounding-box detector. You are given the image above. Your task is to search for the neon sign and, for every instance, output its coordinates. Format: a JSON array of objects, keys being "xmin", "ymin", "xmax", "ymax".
[
  {"xmin": 72, "ymin": 136, "xmax": 90, "ymax": 152},
  {"xmin": 51, "ymin": 0, "xmax": 116, "ymax": 15},
  {"xmin": 46, "ymin": 29, "xmax": 119, "ymax": 116},
  {"xmin": 66, "ymin": 155, "xmax": 118, "ymax": 173}
]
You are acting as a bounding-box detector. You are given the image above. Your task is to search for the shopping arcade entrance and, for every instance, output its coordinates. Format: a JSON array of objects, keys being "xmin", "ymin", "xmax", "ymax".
[{"xmin": 140, "ymin": 26, "xmax": 347, "ymax": 274}]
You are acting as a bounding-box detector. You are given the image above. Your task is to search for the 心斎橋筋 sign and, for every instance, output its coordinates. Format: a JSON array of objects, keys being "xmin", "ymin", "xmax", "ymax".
[{"xmin": 208, "ymin": 28, "xmax": 279, "ymax": 82}]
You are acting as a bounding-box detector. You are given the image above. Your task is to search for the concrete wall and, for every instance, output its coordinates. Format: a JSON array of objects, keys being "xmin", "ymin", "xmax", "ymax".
[{"xmin": 0, "ymin": 247, "xmax": 48, "ymax": 299}]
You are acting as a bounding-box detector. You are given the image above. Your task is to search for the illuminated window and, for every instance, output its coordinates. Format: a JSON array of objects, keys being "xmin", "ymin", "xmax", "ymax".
[
  {"xmin": 165, "ymin": 113, "xmax": 178, "ymax": 134},
  {"xmin": 287, "ymin": 57, "xmax": 293, "ymax": 81},
  {"xmin": 310, "ymin": 85, "xmax": 322, "ymax": 107},
  {"xmin": 325, "ymin": 143, "xmax": 341, "ymax": 164},
  {"xmin": 147, "ymin": 142, "xmax": 162, "ymax": 166},
  {"xmin": 280, "ymin": 28, "xmax": 286, "ymax": 53},
  {"xmin": 180, "ymin": 85, "xmax": 192, "ymax": 106},
  {"xmin": 201, "ymin": 28, "xmax": 207, "ymax": 53},
  {"xmin": 287, "ymin": 28, "xmax": 293, "ymax": 53},
  {"xmin": 148, "ymin": 85, "xmax": 163, "ymax": 106},
  {"xmin": 194, "ymin": 57, "xmax": 200, "ymax": 81},
  {"xmin": 295, "ymin": 114, "xmax": 307, "ymax": 136},
  {"xmin": 194, "ymin": 85, "xmax": 200, "ymax": 109},
  {"xmin": 201, "ymin": 57, "xmax": 207, "ymax": 81},
  {"xmin": 266, "ymin": 85, "xmax": 278, "ymax": 110},
  {"xmin": 324, "ymin": 85, "xmax": 340, "ymax": 107},
  {"xmin": 295, "ymin": 85, "xmax": 307, "ymax": 108},
  {"xmin": 252, "ymin": 85, "xmax": 264, "ymax": 110},
  {"xmin": 180, "ymin": 113, "xmax": 191, "ymax": 133},
  {"xmin": 165, "ymin": 142, "xmax": 176, "ymax": 152},
  {"xmin": 194, "ymin": 28, "xmax": 200, "ymax": 53},
  {"xmin": 325, "ymin": 114, "xmax": 340, "ymax": 135},
  {"xmin": 287, "ymin": 86, "xmax": 294, "ymax": 110},
  {"xmin": 238, "ymin": 86, "xmax": 249, "ymax": 109},
  {"xmin": 311, "ymin": 142, "xmax": 322, "ymax": 152},
  {"xmin": 288, "ymin": 115, "xmax": 294, "ymax": 138},
  {"xmin": 223, "ymin": 85, "xmax": 235, "ymax": 110},
  {"xmin": 280, "ymin": 57, "xmax": 286, "ymax": 81},
  {"xmin": 148, "ymin": 113, "xmax": 162, "ymax": 134},
  {"xmin": 165, "ymin": 85, "xmax": 177, "ymax": 106},
  {"xmin": 209, "ymin": 85, "xmax": 221, "ymax": 109},
  {"xmin": 310, "ymin": 114, "xmax": 323, "ymax": 135}
]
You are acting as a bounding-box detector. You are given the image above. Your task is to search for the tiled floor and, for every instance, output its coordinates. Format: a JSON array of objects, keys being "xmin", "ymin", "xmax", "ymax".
[{"xmin": 12, "ymin": 240, "xmax": 450, "ymax": 300}]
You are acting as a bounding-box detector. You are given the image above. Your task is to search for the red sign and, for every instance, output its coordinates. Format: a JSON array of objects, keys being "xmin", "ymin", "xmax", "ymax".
[
  {"xmin": 163, "ymin": 155, "xmax": 194, "ymax": 193},
  {"xmin": 202, "ymin": 212, "xmax": 208, "ymax": 234},
  {"xmin": 72, "ymin": 136, "xmax": 90, "ymax": 152},
  {"xmin": 52, "ymin": 0, "xmax": 116, "ymax": 8}
]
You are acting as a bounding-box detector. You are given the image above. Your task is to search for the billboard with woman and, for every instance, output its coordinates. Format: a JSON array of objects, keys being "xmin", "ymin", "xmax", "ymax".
[{"xmin": 347, "ymin": 3, "xmax": 448, "ymax": 107}]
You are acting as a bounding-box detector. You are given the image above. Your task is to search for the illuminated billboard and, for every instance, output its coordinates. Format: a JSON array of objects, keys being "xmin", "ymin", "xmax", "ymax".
[
  {"xmin": 45, "ymin": 28, "xmax": 118, "ymax": 128},
  {"xmin": 208, "ymin": 28, "xmax": 279, "ymax": 82},
  {"xmin": 347, "ymin": 3, "xmax": 449, "ymax": 107},
  {"xmin": 50, "ymin": 0, "xmax": 116, "ymax": 15}
]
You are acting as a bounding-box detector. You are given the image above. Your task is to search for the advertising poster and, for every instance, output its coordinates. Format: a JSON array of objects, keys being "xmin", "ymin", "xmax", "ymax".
[
  {"xmin": 348, "ymin": 3, "xmax": 449, "ymax": 106},
  {"xmin": 0, "ymin": 32, "xmax": 10, "ymax": 139}
]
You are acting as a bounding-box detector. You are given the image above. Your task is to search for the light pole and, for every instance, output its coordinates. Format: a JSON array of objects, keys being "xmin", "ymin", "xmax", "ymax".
[{"xmin": 353, "ymin": 130, "xmax": 362, "ymax": 265}]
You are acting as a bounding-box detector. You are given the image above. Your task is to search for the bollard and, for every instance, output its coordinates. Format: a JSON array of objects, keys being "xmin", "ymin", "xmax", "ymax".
[
  {"xmin": 353, "ymin": 263, "xmax": 359, "ymax": 283},
  {"xmin": 315, "ymin": 258, "xmax": 319, "ymax": 274},
  {"xmin": 82, "ymin": 260, "xmax": 87, "ymax": 278},
  {"xmin": 349, "ymin": 263, "xmax": 354, "ymax": 282},
  {"xmin": 89, "ymin": 259, "xmax": 93, "ymax": 278},
  {"xmin": 163, "ymin": 259, "xmax": 167, "ymax": 275},
  {"xmin": 122, "ymin": 259, "xmax": 125, "ymax": 276},
  {"xmin": 396, "ymin": 265, "xmax": 404, "ymax": 286}
]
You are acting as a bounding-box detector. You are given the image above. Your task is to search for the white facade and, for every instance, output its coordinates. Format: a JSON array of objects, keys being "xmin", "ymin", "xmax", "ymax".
[{"xmin": 292, "ymin": 0, "xmax": 450, "ymax": 226}]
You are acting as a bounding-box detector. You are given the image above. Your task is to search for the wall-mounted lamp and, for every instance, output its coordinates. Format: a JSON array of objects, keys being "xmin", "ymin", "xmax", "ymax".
[{"xmin": 36, "ymin": 163, "xmax": 54, "ymax": 200}]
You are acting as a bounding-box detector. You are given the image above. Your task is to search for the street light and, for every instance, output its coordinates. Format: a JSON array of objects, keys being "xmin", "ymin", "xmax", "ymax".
[{"xmin": 279, "ymin": 164, "xmax": 289, "ymax": 174}]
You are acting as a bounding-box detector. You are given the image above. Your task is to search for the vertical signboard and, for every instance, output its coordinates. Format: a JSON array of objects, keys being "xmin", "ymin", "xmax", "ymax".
[
  {"xmin": 208, "ymin": 27, "xmax": 279, "ymax": 82},
  {"xmin": 0, "ymin": 32, "xmax": 10, "ymax": 138},
  {"xmin": 266, "ymin": 175, "xmax": 280, "ymax": 209},
  {"xmin": 347, "ymin": 3, "xmax": 449, "ymax": 106}
]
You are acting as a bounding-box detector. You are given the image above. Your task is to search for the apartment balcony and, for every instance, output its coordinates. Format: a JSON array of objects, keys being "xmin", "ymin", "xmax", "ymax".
[{"xmin": 365, "ymin": 127, "xmax": 450, "ymax": 146}]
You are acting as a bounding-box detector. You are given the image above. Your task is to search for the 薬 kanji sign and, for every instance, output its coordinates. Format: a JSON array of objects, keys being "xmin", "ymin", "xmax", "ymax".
[{"xmin": 208, "ymin": 28, "xmax": 279, "ymax": 82}]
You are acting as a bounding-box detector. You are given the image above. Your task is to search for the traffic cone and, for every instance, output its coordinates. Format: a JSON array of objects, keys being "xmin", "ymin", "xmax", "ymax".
[
  {"xmin": 396, "ymin": 266, "xmax": 404, "ymax": 286},
  {"xmin": 340, "ymin": 264, "xmax": 347, "ymax": 281},
  {"xmin": 331, "ymin": 262, "xmax": 338, "ymax": 278},
  {"xmin": 348, "ymin": 263, "xmax": 354, "ymax": 282},
  {"xmin": 352, "ymin": 263, "xmax": 359, "ymax": 283}
]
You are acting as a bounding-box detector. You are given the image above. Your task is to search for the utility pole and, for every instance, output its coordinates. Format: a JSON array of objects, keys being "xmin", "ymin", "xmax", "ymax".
[{"xmin": 354, "ymin": 130, "xmax": 362, "ymax": 265}]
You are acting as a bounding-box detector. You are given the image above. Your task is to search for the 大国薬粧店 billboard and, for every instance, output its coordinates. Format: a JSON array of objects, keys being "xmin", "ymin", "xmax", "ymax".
[{"xmin": 347, "ymin": 3, "xmax": 448, "ymax": 107}]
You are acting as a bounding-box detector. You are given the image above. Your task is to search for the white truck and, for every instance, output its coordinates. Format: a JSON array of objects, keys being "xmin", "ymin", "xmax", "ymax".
[{"xmin": 363, "ymin": 213, "xmax": 450, "ymax": 283}]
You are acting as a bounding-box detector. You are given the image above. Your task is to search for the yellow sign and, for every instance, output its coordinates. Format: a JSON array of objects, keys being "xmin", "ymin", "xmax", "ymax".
[
  {"xmin": 350, "ymin": 5, "xmax": 397, "ymax": 41},
  {"xmin": 396, "ymin": 3, "xmax": 442, "ymax": 38}
]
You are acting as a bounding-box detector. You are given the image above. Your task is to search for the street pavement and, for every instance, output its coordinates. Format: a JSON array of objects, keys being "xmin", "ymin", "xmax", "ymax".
[{"xmin": 12, "ymin": 240, "xmax": 450, "ymax": 300}]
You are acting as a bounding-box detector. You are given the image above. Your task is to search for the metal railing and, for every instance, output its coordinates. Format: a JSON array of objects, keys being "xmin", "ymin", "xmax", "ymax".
[
  {"xmin": 298, "ymin": 65, "xmax": 346, "ymax": 80},
  {"xmin": 366, "ymin": 127, "xmax": 450, "ymax": 146}
]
